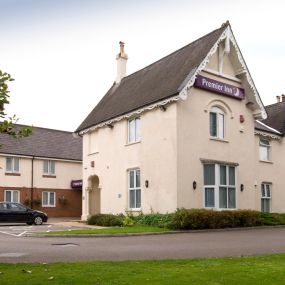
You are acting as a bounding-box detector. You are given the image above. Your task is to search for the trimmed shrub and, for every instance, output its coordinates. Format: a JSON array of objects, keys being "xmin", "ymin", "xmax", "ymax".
[
  {"xmin": 133, "ymin": 213, "xmax": 175, "ymax": 228},
  {"xmin": 87, "ymin": 214, "xmax": 124, "ymax": 227},
  {"xmin": 260, "ymin": 212, "xmax": 285, "ymax": 225},
  {"xmin": 172, "ymin": 208, "xmax": 262, "ymax": 230}
]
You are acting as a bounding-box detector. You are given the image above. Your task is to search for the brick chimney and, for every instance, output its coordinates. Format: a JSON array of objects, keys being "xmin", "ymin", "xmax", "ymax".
[
  {"xmin": 277, "ymin": 95, "xmax": 280, "ymax": 103},
  {"xmin": 116, "ymin": 41, "xmax": 128, "ymax": 84}
]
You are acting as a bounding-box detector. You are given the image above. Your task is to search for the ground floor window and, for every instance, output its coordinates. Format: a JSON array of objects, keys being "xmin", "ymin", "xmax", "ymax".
[
  {"xmin": 42, "ymin": 191, "xmax": 56, "ymax": 207},
  {"xmin": 261, "ymin": 183, "xmax": 271, "ymax": 212},
  {"xmin": 4, "ymin": 190, "xmax": 20, "ymax": 203},
  {"xmin": 203, "ymin": 163, "xmax": 236, "ymax": 209},
  {"xmin": 128, "ymin": 169, "xmax": 141, "ymax": 209}
]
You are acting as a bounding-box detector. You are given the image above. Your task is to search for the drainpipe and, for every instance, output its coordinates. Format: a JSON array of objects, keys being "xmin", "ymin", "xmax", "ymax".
[{"xmin": 31, "ymin": 156, "xmax": 34, "ymax": 208}]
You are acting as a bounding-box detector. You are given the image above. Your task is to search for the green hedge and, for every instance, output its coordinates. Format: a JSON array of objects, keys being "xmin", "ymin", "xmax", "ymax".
[
  {"xmin": 171, "ymin": 208, "xmax": 262, "ymax": 230},
  {"xmin": 133, "ymin": 213, "xmax": 175, "ymax": 228},
  {"xmin": 87, "ymin": 214, "xmax": 124, "ymax": 227},
  {"xmin": 87, "ymin": 209, "xmax": 285, "ymax": 229}
]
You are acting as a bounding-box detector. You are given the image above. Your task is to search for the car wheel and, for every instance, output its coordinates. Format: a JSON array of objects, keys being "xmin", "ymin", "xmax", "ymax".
[{"xmin": 34, "ymin": 216, "xmax": 43, "ymax": 225}]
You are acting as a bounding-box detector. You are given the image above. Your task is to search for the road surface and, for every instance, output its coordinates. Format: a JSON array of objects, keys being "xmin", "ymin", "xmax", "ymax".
[{"xmin": 1, "ymin": 227, "xmax": 285, "ymax": 263}]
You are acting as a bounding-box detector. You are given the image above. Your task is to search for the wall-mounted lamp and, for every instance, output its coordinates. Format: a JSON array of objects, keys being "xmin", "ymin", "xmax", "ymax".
[
  {"xmin": 145, "ymin": 180, "xmax": 149, "ymax": 188},
  {"xmin": 91, "ymin": 161, "xmax": 95, "ymax": 168},
  {"xmin": 193, "ymin": 181, "xmax": 197, "ymax": 190},
  {"xmin": 240, "ymin": 115, "xmax": 245, "ymax": 123},
  {"xmin": 240, "ymin": 184, "xmax": 244, "ymax": 192}
]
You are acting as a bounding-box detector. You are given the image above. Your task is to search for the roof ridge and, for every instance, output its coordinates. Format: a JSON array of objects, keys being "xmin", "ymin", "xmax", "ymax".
[
  {"xmin": 119, "ymin": 25, "xmax": 227, "ymax": 83},
  {"xmin": 13, "ymin": 123, "xmax": 74, "ymax": 134},
  {"xmin": 265, "ymin": 101, "xmax": 285, "ymax": 108}
]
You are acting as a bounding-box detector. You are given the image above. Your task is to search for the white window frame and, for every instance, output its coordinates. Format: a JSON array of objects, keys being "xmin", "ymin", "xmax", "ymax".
[
  {"xmin": 261, "ymin": 183, "xmax": 271, "ymax": 212},
  {"xmin": 259, "ymin": 139, "xmax": 270, "ymax": 161},
  {"xmin": 4, "ymin": 190, "xmax": 20, "ymax": 203},
  {"xmin": 5, "ymin": 157, "xmax": 20, "ymax": 173},
  {"xmin": 203, "ymin": 164, "xmax": 236, "ymax": 209},
  {"xmin": 128, "ymin": 169, "xmax": 141, "ymax": 210},
  {"xmin": 43, "ymin": 160, "xmax": 56, "ymax": 176},
  {"xmin": 42, "ymin": 191, "xmax": 56, "ymax": 207},
  {"xmin": 127, "ymin": 117, "xmax": 141, "ymax": 144},
  {"xmin": 209, "ymin": 107, "xmax": 225, "ymax": 139}
]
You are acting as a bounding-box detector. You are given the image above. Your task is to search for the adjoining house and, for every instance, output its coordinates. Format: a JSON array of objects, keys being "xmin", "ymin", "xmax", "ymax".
[
  {"xmin": 0, "ymin": 125, "xmax": 82, "ymax": 217},
  {"xmin": 76, "ymin": 21, "xmax": 285, "ymax": 220}
]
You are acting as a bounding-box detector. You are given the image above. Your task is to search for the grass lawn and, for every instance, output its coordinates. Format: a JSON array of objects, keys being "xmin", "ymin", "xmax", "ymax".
[
  {"xmin": 1, "ymin": 254, "xmax": 285, "ymax": 284},
  {"xmin": 42, "ymin": 225, "xmax": 172, "ymax": 235}
]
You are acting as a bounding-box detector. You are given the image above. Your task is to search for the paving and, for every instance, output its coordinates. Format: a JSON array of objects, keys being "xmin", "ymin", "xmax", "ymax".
[{"xmin": 0, "ymin": 217, "xmax": 97, "ymax": 237}]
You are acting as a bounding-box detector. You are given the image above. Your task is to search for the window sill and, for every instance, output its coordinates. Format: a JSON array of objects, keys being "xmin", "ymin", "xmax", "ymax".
[
  {"xmin": 5, "ymin": 172, "xmax": 21, "ymax": 176},
  {"xmin": 259, "ymin": 160, "xmax": 273, "ymax": 164},
  {"xmin": 126, "ymin": 208, "xmax": 142, "ymax": 213},
  {"xmin": 209, "ymin": 137, "xmax": 229, "ymax": 143},
  {"xmin": 125, "ymin": 141, "xmax": 141, "ymax": 147},
  {"xmin": 204, "ymin": 207, "xmax": 237, "ymax": 211},
  {"xmin": 42, "ymin": 205, "xmax": 56, "ymax": 208},
  {"xmin": 42, "ymin": 175, "xmax": 57, "ymax": 178}
]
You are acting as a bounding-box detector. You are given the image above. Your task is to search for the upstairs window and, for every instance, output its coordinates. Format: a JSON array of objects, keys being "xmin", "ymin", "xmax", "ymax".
[
  {"xmin": 259, "ymin": 139, "xmax": 270, "ymax": 161},
  {"xmin": 6, "ymin": 157, "xmax": 20, "ymax": 173},
  {"xmin": 210, "ymin": 107, "xmax": 224, "ymax": 139},
  {"xmin": 43, "ymin": 160, "xmax": 55, "ymax": 176},
  {"xmin": 128, "ymin": 117, "xmax": 141, "ymax": 144}
]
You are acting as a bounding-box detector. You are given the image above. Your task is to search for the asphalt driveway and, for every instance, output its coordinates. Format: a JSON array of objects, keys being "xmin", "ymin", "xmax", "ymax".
[
  {"xmin": 0, "ymin": 227, "xmax": 285, "ymax": 263},
  {"xmin": 0, "ymin": 217, "xmax": 94, "ymax": 237}
]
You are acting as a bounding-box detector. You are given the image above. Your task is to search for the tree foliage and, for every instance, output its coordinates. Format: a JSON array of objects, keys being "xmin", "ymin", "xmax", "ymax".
[{"xmin": 0, "ymin": 70, "xmax": 32, "ymax": 137}]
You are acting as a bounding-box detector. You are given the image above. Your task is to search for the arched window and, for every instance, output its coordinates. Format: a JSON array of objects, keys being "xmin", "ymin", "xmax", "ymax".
[{"xmin": 209, "ymin": 107, "xmax": 225, "ymax": 139}]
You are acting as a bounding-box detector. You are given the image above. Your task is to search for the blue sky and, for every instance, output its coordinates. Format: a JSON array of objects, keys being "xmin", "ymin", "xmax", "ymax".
[{"xmin": 0, "ymin": 0, "xmax": 284, "ymax": 131}]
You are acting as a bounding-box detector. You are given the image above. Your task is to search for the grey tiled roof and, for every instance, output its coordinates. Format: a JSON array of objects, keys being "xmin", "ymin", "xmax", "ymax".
[
  {"xmin": 0, "ymin": 125, "xmax": 82, "ymax": 161},
  {"xmin": 254, "ymin": 120, "xmax": 281, "ymax": 135},
  {"xmin": 260, "ymin": 102, "xmax": 285, "ymax": 135},
  {"xmin": 76, "ymin": 24, "xmax": 228, "ymax": 132}
]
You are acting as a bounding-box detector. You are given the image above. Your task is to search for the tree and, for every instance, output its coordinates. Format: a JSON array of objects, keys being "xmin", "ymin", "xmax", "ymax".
[{"xmin": 0, "ymin": 70, "xmax": 32, "ymax": 137}]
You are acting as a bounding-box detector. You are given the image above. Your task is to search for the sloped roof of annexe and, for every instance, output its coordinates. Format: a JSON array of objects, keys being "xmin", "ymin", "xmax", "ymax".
[
  {"xmin": 260, "ymin": 101, "xmax": 285, "ymax": 135},
  {"xmin": 76, "ymin": 22, "xmax": 265, "ymax": 133},
  {"xmin": 0, "ymin": 125, "xmax": 82, "ymax": 161}
]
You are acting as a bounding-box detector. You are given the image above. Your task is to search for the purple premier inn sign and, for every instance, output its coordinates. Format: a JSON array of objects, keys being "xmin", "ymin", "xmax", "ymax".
[
  {"xmin": 194, "ymin": 75, "xmax": 245, "ymax": 100},
  {"xmin": 71, "ymin": 180, "xmax": 82, "ymax": 189}
]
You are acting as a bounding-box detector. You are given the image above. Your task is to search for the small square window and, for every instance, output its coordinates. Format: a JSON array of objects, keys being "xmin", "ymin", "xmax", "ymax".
[
  {"xmin": 6, "ymin": 157, "xmax": 20, "ymax": 173},
  {"xmin": 42, "ymin": 192, "xmax": 56, "ymax": 207},
  {"xmin": 5, "ymin": 190, "xmax": 20, "ymax": 203},
  {"xmin": 43, "ymin": 160, "xmax": 56, "ymax": 175}
]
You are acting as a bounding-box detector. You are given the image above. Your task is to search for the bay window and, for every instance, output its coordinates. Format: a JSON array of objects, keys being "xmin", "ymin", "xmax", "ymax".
[{"xmin": 203, "ymin": 163, "xmax": 236, "ymax": 209}]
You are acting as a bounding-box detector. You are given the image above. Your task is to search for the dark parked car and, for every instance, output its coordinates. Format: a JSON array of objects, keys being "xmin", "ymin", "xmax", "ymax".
[{"xmin": 0, "ymin": 202, "xmax": 48, "ymax": 225}]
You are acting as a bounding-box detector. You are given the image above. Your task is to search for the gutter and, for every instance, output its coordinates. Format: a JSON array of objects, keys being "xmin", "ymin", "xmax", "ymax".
[{"xmin": 31, "ymin": 156, "xmax": 35, "ymax": 208}]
